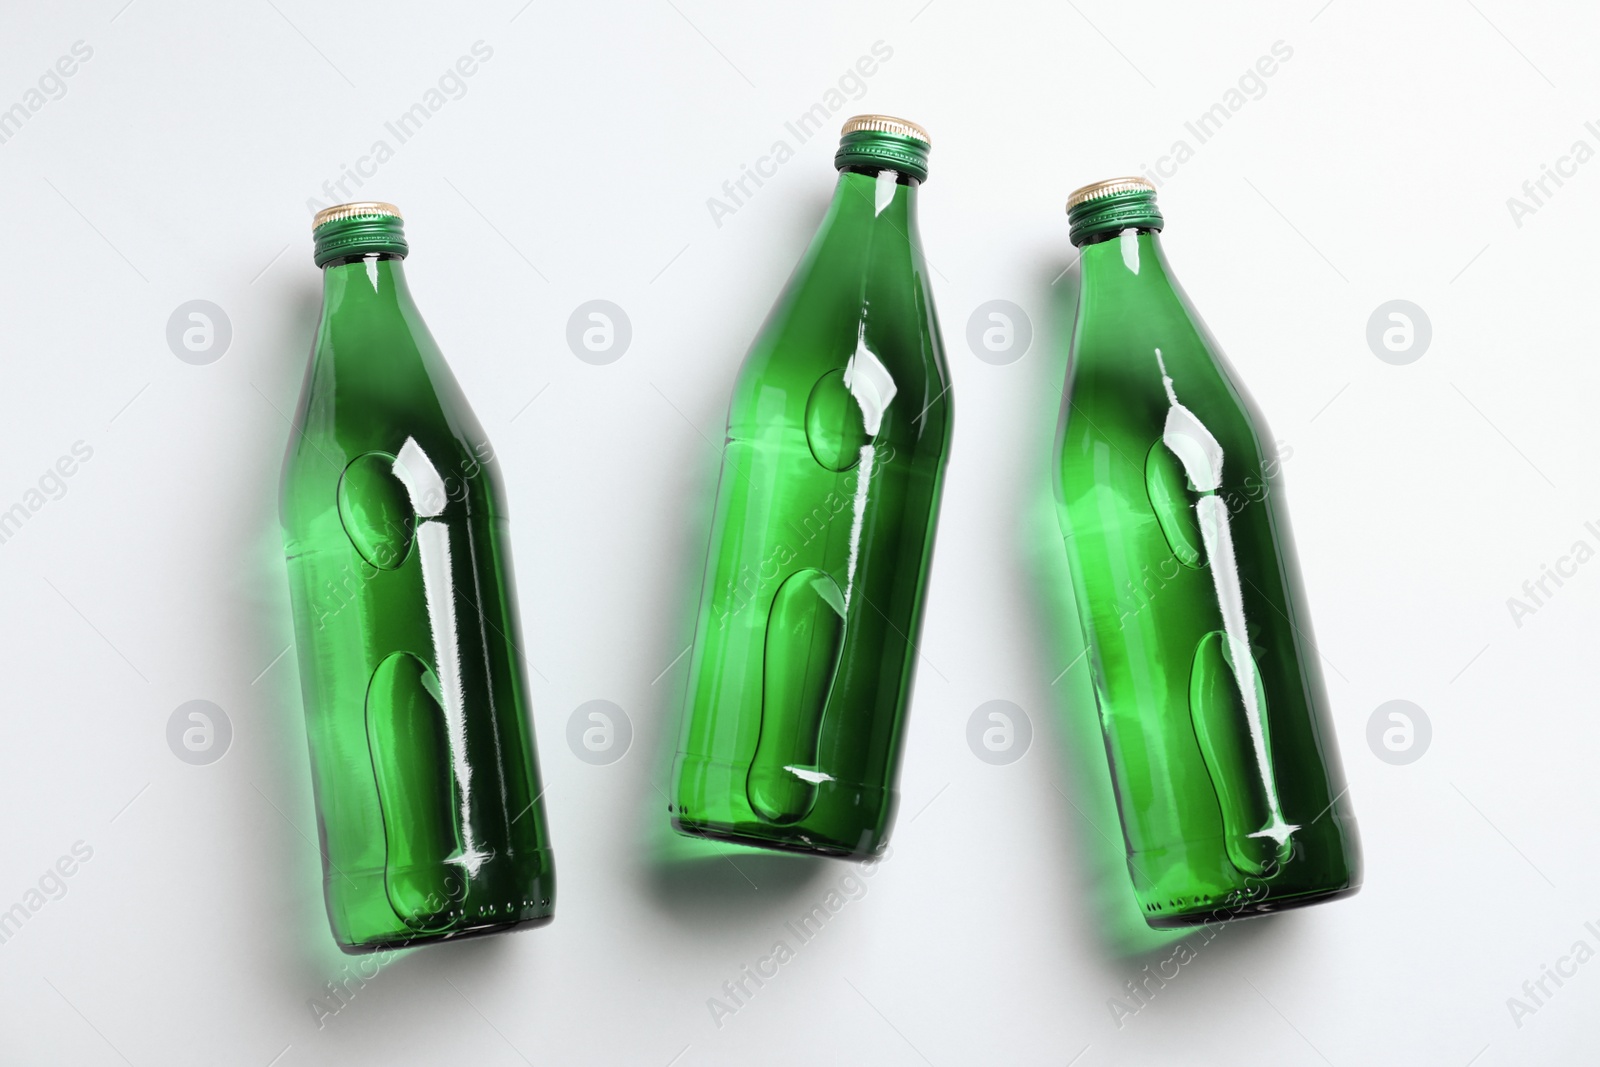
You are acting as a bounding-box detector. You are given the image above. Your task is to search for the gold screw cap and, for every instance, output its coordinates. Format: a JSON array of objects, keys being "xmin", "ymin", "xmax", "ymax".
[
  {"xmin": 312, "ymin": 201, "xmax": 403, "ymax": 232},
  {"xmin": 1066, "ymin": 177, "xmax": 1156, "ymax": 212},
  {"xmin": 840, "ymin": 115, "xmax": 931, "ymax": 146}
]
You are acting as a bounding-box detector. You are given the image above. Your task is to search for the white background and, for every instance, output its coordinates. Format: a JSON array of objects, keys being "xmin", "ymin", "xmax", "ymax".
[{"xmin": 0, "ymin": 1, "xmax": 1595, "ymax": 1063}]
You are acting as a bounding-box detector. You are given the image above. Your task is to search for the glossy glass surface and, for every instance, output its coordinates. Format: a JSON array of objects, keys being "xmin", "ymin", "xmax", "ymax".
[
  {"xmin": 671, "ymin": 166, "xmax": 952, "ymax": 858},
  {"xmin": 1055, "ymin": 228, "xmax": 1360, "ymax": 926},
  {"xmin": 280, "ymin": 252, "xmax": 554, "ymax": 952}
]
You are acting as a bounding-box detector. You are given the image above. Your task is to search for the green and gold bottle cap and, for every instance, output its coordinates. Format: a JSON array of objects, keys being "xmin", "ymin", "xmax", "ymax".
[
  {"xmin": 835, "ymin": 114, "xmax": 931, "ymax": 183},
  {"xmin": 312, "ymin": 201, "xmax": 408, "ymax": 266},
  {"xmin": 1066, "ymin": 176, "xmax": 1163, "ymax": 246}
]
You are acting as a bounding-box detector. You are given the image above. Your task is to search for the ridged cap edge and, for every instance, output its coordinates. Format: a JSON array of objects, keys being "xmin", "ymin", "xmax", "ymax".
[
  {"xmin": 313, "ymin": 201, "xmax": 403, "ymax": 232},
  {"xmin": 1066, "ymin": 177, "xmax": 1155, "ymax": 212},
  {"xmin": 840, "ymin": 114, "xmax": 931, "ymax": 146}
]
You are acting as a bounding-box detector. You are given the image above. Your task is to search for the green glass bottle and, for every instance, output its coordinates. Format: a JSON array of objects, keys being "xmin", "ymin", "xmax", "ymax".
[
  {"xmin": 671, "ymin": 116, "xmax": 952, "ymax": 859},
  {"xmin": 1054, "ymin": 178, "xmax": 1360, "ymax": 926},
  {"xmin": 280, "ymin": 202, "xmax": 554, "ymax": 952}
]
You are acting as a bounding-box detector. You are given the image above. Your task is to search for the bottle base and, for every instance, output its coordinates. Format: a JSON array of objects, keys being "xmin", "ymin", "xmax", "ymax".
[
  {"xmin": 671, "ymin": 814, "xmax": 882, "ymax": 861},
  {"xmin": 337, "ymin": 910, "xmax": 553, "ymax": 955},
  {"xmin": 1142, "ymin": 881, "xmax": 1360, "ymax": 930},
  {"xmin": 326, "ymin": 852, "xmax": 556, "ymax": 954}
]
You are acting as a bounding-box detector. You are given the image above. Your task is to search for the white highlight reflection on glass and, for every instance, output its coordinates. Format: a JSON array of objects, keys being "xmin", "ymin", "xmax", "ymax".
[
  {"xmin": 842, "ymin": 327, "xmax": 897, "ymax": 606},
  {"xmin": 392, "ymin": 438, "xmax": 486, "ymax": 875},
  {"xmin": 1120, "ymin": 228, "xmax": 1142, "ymax": 274},
  {"xmin": 1155, "ymin": 349, "xmax": 1296, "ymax": 851},
  {"xmin": 874, "ymin": 168, "xmax": 898, "ymax": 215},
  {"xmin": 844, "ymin": 327, "xmax": 898, "ymax": 435}
]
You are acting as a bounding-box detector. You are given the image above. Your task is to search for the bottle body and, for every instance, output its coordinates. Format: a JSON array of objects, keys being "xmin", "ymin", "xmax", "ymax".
[
  {"xmin": 1056, "ymin": 225, "xmax": 1359, "ymax": 926},
  {"xmin": 280, "ymin": 246, "xmax": 554, "ymax": 951},
  {"xmin": 672, "ymin": 165, "xmax": 952, "ymax": 858}
]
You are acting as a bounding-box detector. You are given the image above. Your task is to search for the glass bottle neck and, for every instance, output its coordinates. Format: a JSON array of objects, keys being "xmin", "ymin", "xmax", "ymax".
[
  {"xmin": 824, "ymin": 166, "xmax": 921, "ymax": 237},
  {"xmin": 1077, "ymin": 228, "xmax": 1179, "ymax": 302},
  {"xmin": 320, "ymin": 253, "xmax": 416, "ymax": 316}
]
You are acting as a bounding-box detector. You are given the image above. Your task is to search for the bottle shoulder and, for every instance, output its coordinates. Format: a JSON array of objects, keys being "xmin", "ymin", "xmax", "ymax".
[
  {"xmin": 279, "ymin": 432, "xmax": 507, "ymax": 544},
  {"xmin": 726, "ymin": 323, "xmax": 950, "ymax": 461},
  {"xmin": 279, "ymin": 341, "xmax": 503, "ymax": 529},
  {"xmin": 1062, "ymin": 313, "xmax": 1270, "ymax": 479},
  {"xmin": 718, "ymin": 180, "xmax": 950, "ymax": 453},
  {"xmin": 731, "ymin": 268, "xmax": 948, "ymax": 424}
]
